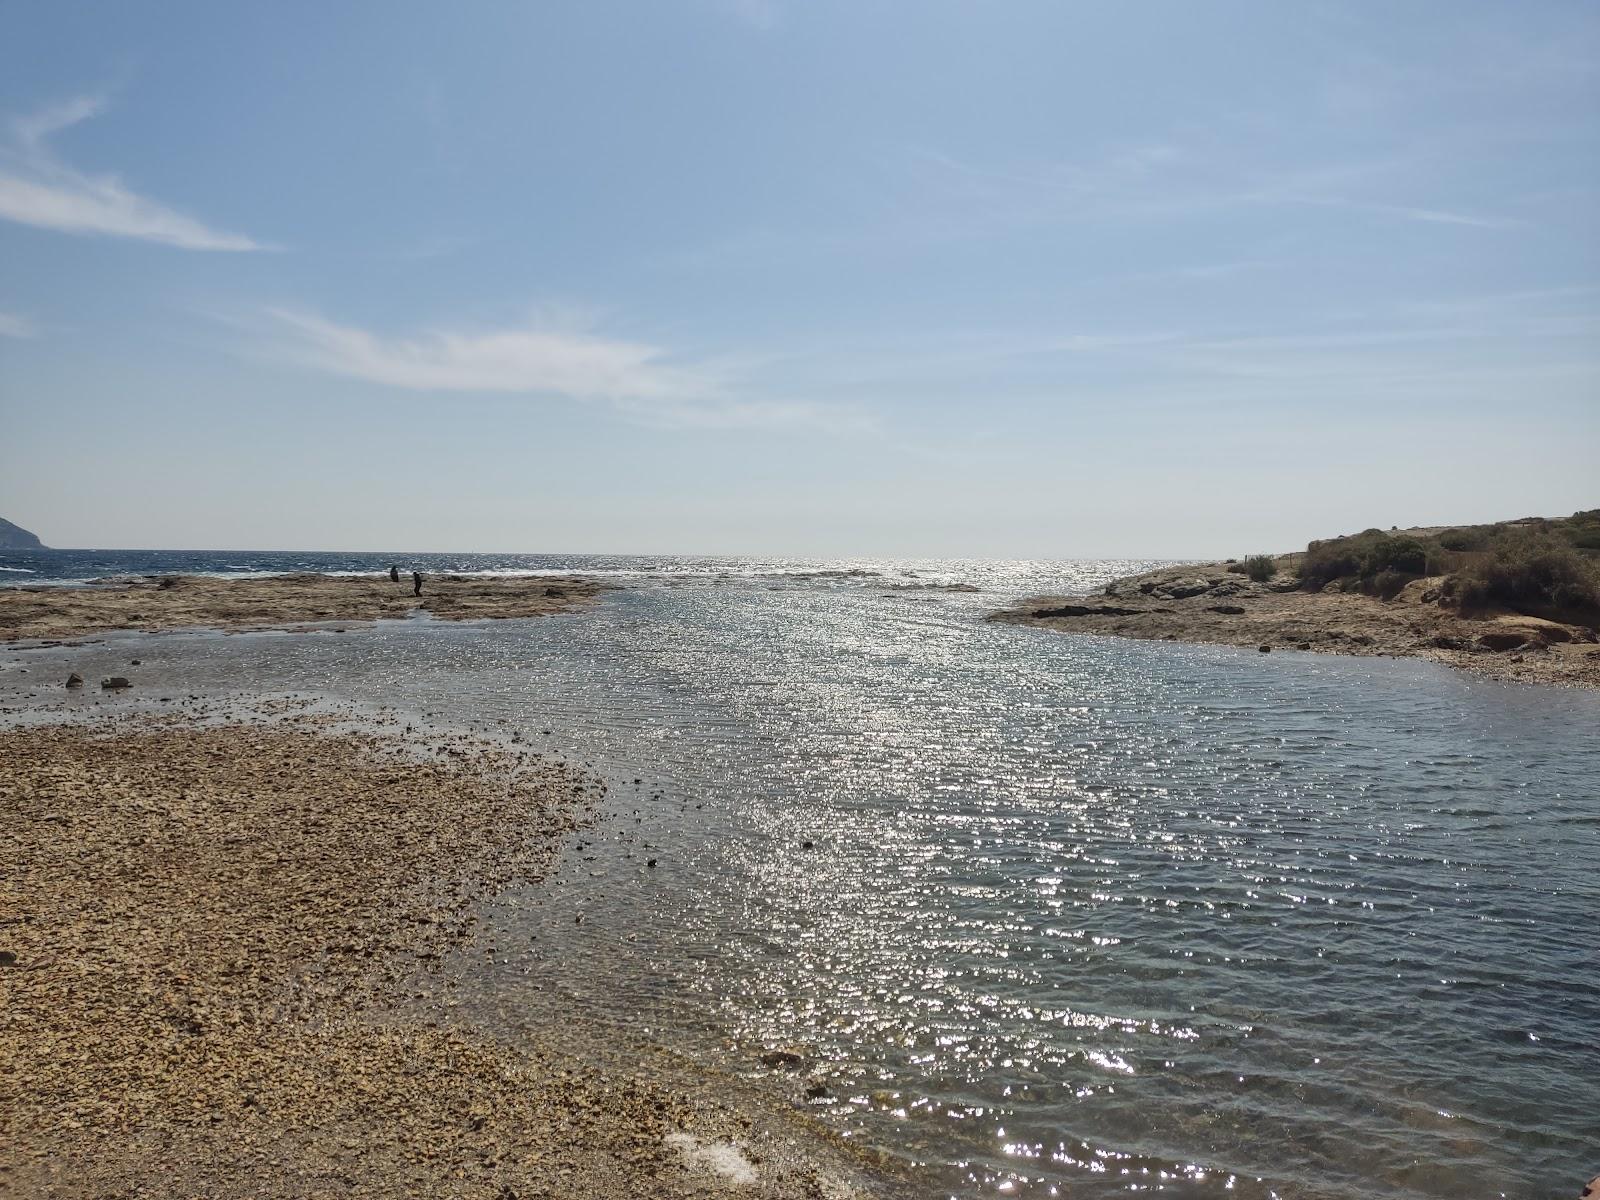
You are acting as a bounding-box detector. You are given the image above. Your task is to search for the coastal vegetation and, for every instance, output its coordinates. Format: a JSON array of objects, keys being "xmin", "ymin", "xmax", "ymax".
[
  {"xmin": 1296, "ymin": 512, "xmax": 1600, "ymax": 614},
  {"xmin": 990, "ymin": 509, "xmax": 1600, "ymax": 689},
  {"xmin": 1227, "ymin": 554, "xmax": 1278, "ymax": 582}
]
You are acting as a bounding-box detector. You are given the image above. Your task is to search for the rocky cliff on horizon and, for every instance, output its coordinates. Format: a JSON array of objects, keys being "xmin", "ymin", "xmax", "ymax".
[{"xmin": 0, "ymin": 518, "xmax": 46, "ymax": 550}]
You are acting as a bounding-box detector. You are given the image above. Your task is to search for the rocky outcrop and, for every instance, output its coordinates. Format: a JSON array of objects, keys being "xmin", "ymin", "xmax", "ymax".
[
  {"xmin": 0, "ymin": 518, "xmax": 45, "ymax": 551},
  {"xmin": 990, "ymin": 560, "xmax": 1600, "ymax": 689}
]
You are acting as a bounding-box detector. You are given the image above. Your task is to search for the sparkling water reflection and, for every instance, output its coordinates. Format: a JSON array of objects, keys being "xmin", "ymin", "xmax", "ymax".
[{"xmin": 7, "ymin": 560, "xmax": 1596, "ymax": 1198}]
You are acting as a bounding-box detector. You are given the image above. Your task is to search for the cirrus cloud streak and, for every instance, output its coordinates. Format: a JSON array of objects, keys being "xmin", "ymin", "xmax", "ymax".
[
  {"xmin": 254, "ymin": 308, "xmax": 875, "ymax": 436},
  {"xmin": 0, "ymin": 95, "xmax": 266, "ymax": 251}
]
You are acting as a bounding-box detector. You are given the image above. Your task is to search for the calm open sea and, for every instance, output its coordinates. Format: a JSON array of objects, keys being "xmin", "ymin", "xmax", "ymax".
[{"xmin": 4, "ymin": 550, "xmax": 1597, "ymax": 1198}]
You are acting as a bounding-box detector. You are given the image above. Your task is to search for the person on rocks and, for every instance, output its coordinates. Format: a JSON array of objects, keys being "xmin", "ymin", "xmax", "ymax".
[
  {"xmin": 389, "ymin": 564, "xmax": 400, "ymax": 583},
  {"xmin": 412, "ymin": 570, "xmax": 424, "ymax": 597}
]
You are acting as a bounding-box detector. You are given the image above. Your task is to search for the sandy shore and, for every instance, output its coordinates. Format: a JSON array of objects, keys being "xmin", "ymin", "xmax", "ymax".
[
  {"xmin": 0, "ymin": 572, "xmax": 611, "ymax": 642},
  {"xmin": 0, "ymin": 712, "xmax": 900, "ymax": 1198},
  {"xmin": 989, "ymin": 561, "xmax": 1600, "ymax": 689}
]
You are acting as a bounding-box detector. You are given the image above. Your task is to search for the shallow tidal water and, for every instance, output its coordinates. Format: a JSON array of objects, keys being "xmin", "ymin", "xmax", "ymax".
[{"xmin": 4, "ymin": 557, "xmax": 1597, "ymax": 1198}]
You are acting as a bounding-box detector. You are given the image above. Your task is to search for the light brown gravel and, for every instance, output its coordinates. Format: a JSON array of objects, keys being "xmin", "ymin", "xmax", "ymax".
[{"xmin": 0, "ymin": 718, "xmax": 897, "ymax": 1199}]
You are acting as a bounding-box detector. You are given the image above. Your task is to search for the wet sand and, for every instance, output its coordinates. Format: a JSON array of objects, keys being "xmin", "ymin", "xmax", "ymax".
[
  {"xmin": 0, "ymin": 572, "xmax": 610, "ymax": 642},
  {"xmin": 0, "ymin": 712, "xmax": 899, "ymax": 1199},
  {"xmin": 989, "ymin": 561, "xmax": 1600, "ymax": 689}
]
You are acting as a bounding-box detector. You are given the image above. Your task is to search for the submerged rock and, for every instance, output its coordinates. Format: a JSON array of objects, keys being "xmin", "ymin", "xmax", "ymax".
[{"xmin": 101, "ymin": 676, "xmax": 132, "ymax": 690}]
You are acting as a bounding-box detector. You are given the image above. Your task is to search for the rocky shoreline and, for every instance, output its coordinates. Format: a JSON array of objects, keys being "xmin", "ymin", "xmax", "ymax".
[
  {"xmin": 989, "ymin": 560, "xmax": 1600, "ymax": 689},
  {"xmin": 0, "ymin": 572, "xmax": 611, "ymax": 643},
  {"xmin": 0, "ymin": 710, "xmax": 901, "ymax": 1198}
]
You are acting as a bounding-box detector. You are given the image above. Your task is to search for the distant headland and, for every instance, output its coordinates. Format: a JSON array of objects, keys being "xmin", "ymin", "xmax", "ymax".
[
  {"xmin": 0, "ymin": 518, "xmax": 46, "ymax": 551},
  {"xmin": 990, "ymin": 511, "xmax": 1600, "ymax": 689}
]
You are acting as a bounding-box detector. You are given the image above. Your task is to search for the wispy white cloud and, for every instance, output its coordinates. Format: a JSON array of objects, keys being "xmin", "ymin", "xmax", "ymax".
[
  {"xmin": 0, "ymin": 311, "xmax": 36, "ymax": 338},
  {"xmin": 253, "ymin": 308, "xmax": 873, "ymax": 435},
  {"xmin": 0, "ymin": 95, "xmax": 266, "ymax": 250},
  {"xmin": 913, "ymin": 144, "xmax": 1522, "ymax": 232}
]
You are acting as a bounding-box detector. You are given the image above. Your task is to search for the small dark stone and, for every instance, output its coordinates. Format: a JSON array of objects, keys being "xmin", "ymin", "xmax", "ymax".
[
  {"xmin": 1208, "ymin": 604, "xmax": 1246, "ymax": 615},
  {"xmin": 761, "ymin": 1049, "xmax": 805, "ymax": 1069},
  {"xmin": 1258, "ymin": 644, "xmax": 1271, "ymax": 653},
  {"xmin": 130, "ymin": 659, "xmax": 141, "ymax": 666},
  {"xmin": 801, "ymin": 840, "xmax": 815, "ymax": 849},
  {"xmin": 646, "ymin": 858, "xmax": 658, "ymax": 868},
  {"xmin": 101, "ymin": 676, "xmax": 132, "ymax": 689},
  {"xmin": 65, "ymin": 673, "xmax": 84, "ymax": 688},
  {"xmin": 0, "ymin": 949, "xmax": 16, "ymax": 967}
]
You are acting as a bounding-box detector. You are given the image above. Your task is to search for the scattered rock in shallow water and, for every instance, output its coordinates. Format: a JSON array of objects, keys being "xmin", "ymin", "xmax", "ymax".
[
  {"xmin": 65, "ymin": 673, "xmax": 84, "ymax": 688},
  {"xmin": 101, "ymin": 676, "xmax": 131, "ymax": 690},
  {"xmin": 1032, "ymin": 603, "xmax": 1147, "ymax": 618}
]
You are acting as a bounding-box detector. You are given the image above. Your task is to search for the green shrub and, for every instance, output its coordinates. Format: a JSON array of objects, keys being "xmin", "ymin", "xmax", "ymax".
[
  {"xmin": 1439, "ymin": 527, "xmax": 1490, "ymax": 552},
  {"xmin": 1551, "ymin": 509, "xmax": 1600, "ymax": 551},
  {"xmin": 1299, "ymin": 537, "xmax": 1365, "ymax": 590},
  {"xmin": 1447, "ymin": 529, "xmax": 1600, "ymax": 614},
  {"xmin": 1299, "ymin": 531, "xmax": 1428, "ymax": 592},
  {"xmin": 1241, "ymin": 554, "xmax": 1276, "ymax": 582},
  {"xmin": 1371, "ymin": 570, "xmax": 1414, "ymax": 599},
  {"xmin": 1358, "ymin": 535, "xmax": 1428, "ymax": 578}
]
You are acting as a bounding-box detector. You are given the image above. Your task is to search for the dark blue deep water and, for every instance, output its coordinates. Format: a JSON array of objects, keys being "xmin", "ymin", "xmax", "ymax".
[{"xmin": 3, "ymin": 550, "xmax": 1596, "ymax": 1198}]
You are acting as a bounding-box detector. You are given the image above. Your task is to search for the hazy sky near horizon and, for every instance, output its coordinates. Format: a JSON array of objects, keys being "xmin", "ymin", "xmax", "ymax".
[{"xmin": 2, "ymin": 1, "xmax": 1597, "ymax": 556}]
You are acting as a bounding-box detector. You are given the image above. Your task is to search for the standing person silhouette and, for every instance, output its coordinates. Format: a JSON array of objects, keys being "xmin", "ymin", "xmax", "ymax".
[
  {"xmin": 389, "ymin": 564, "xmax": 399, "ymax": 583},
  {"xmin": 412, "ymin": 570, "xmax": 424, "ymax": 597}
]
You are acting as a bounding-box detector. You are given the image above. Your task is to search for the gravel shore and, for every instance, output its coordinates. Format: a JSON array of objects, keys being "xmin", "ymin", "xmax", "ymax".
[
  {"xmin": 0, "ymin": 713, "xmax": 898, "ymax": 1199},
  {"xmin": 0, "ymin": 572, "xmax": 611, "ymax": 643}
]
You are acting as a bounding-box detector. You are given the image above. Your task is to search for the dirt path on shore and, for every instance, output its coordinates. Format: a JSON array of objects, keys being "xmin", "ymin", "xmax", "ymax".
[
  {"xmin": 989, "ymin": 562, "xmax": 1600, "ymax": 689},
  {"xmin": 0, "ymin": 573, "xmax": 610, "ymax": 643},
  {"xmin": 0, "ymin": 715, "xmax": 898, "ymax": 1199}
]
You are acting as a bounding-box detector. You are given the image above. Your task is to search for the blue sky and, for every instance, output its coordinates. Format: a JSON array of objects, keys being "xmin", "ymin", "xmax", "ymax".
[{"xmin": 1, "ymin": 1, "xmax": 1596, "ymax": 556}]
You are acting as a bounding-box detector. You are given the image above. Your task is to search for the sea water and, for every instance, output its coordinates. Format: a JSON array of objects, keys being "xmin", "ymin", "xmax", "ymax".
[{"xmin": 3, "ymin": 554, "xmax": 1596, "ymax": 1198}]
